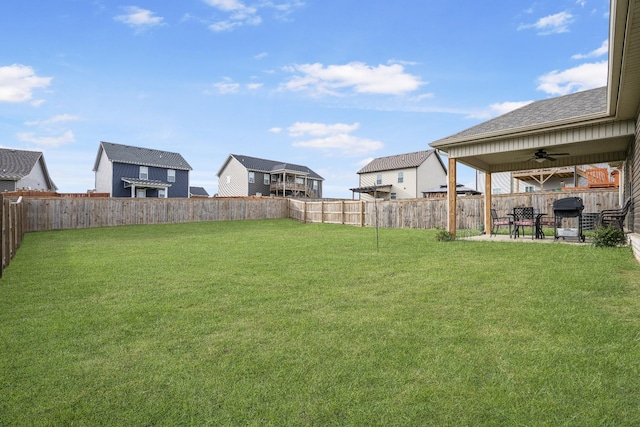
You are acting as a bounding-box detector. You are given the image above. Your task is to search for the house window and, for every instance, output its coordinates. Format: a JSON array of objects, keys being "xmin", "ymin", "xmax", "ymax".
[
  {"xmin": 136, "ymin": 189, "xmax": 146, "ymax": 198},
  {"xmin": 296, "ymin": 177, "xmax": 304, "ymax": 184},
  {"xmin": 525, "ymin": 186, "xmax": 535, "ymax": 193},
  {"xmin": 376, "ymin": 174, "xmax": 382, "ymax": 185},
  {"xmin": 139, "ymin": 166, "xmax": 148, "ymax": 180},
  {"xmin": 398, "ymin": 172, "xmax": 403, "ymax": 183},
  {"xmin": 227, "ymin": 176, "xmax": 231, "ymax": 184},
  {"xmin": 158, "ymin": 189, "xmax": 166, "ymax": 198},
  {"xmin": 167, "ymin": 169, "xmax": 175, "ymax": 183},
  {"xmin": 248, "ymin": 171, "xmax": 255, "ymax": 183},
  {"xmin": 492, "ymin": 188, "xmax": 502, "ymax": 195},
  {"xmin": 264, "ymin": 174, "xmax": 270, "ymax": 185},
  {"xmin": 313, "ymin": 180, "xmax": 318, "ymax": 190},
  {"xmin": 390, "ymin": 193, "xmax": 397, "ymax": 200}
]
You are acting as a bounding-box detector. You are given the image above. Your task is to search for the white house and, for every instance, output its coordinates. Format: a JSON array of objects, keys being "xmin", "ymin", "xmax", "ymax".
[
  {"xmin": 0, "ymin": 148, "xmax": 57, "ymax": 192},
  {"xmin": 351, "ymin": 150, "xmax": 447, "ymax": 201}
]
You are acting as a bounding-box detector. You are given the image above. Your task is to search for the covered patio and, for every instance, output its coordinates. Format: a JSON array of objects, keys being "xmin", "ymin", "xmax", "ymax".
[{"xmin": 430, "ymin": 0, "xmax": 640, "ymax": 261}]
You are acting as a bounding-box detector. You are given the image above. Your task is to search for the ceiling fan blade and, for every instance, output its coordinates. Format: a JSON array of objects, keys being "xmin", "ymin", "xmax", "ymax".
[
  {"xmin": 546, "ymin": 156, "xmax": 557, "ymax": 161},
  {"xmin": 548, "ymin": 152, "xmax": 569, "ymax": 156}
]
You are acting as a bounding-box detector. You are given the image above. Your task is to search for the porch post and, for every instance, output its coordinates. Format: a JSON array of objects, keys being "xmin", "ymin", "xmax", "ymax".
[
  {"xmin": 485, "ymin": 172, "xmax": 492, "ymax": 235},
  {"xmin": 131, "ymin": 185, "xmax": 136, "ymax": 198},
  {"xmin": 448, "ymin": 157, "xmax": 457, "ymax": 237}
]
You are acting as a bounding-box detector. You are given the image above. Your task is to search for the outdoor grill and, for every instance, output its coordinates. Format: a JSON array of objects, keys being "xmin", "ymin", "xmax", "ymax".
[{"xmin": 553, "ymin": 197, "xmax": 585, "ymax": 242}]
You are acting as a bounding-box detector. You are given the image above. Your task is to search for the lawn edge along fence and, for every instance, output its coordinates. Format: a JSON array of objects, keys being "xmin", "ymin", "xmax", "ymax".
[{"xmin": 1, "ymin": 189, "xmax": 622, "ymax": 275}]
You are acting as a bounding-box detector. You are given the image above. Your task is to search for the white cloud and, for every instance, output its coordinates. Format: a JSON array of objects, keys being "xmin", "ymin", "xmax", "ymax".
[
  {"xmin": 203, "ymin": 0, "xmax": 303, "ymax": 30},
  {"xmin": 25, "ymin": 114, "xmax": 81, "ymax": 126},
  {"xmin": 212, "ymin": 78, "xmax": 241, "ymax": 94},
  {"xmin": 17, "ymin": 130, "xmax": 75, "ymax": 147},
  {"xmin": 268, "ymin": 127, "xmax": 283, "ymax": 133},
  {"xmin": 285, "ymin": 121, "xmax": 383, "ymax": 157},
  {"xmin": 247, "ymin": 82, "xmax": 263, "ymax": 90},
  {"xmin": 518, "ymin": 11, "xmax": 574, "ymax": 34},
  {"xmin": 572, "ymin": 39, "xmax": 608, "ymax": 59},
  {"xmin": 281, "ymin": 62, "xmax": 424, "ymax": 96},
  {"xmin": 203, "ymin": 0, "xmax": 245, "ymax": 11},
  {"xmin": 254, "ymin": 52, "xmax": 268, "ymax": 60},
  {"xmin": 287, "ymin": 122, "xmax": 360, "ymax": 137},
  {"xmin": 115, "ymin": 6, "xmax": 165, "ymax": 32},
  {"xmin": 292, "ymin": 134, "xmax": 383, "ymax": 157},
  {"xmin": 0, "ymin": 64, "xmax": 52, "ymax": 103},
  {"xmin": 537, "ymin": 60, "xmax": 608, "ymax": 95}
]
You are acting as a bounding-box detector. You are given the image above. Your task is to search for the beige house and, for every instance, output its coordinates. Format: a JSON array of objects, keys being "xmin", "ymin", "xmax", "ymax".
[
  {"xmin": 351, "ymin": 150, "xmax": 447, "ymax": 201},
  {"xmin": 430, "ymin": 0, "xmax": 640, "ymax": 261}
]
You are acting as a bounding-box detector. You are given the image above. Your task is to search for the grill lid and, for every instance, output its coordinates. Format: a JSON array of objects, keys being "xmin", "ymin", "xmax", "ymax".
[{"xmin": 553, "ymin": 197, "xmax": 584, "ymax": 212}]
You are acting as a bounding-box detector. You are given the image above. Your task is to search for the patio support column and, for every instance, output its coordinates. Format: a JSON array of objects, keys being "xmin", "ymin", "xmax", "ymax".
[
  {"xmin": 448, "ymin": 157, "xmax": 456, "ymax": 237},
  {"xmin": 485, "ymin": 172, "xmax": 492, "ymax": 235}
]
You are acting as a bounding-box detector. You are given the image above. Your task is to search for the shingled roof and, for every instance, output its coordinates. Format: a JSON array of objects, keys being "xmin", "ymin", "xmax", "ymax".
[
  {"xmin": 432, "ymin": 86, "xmax": 608, "ymax": 146},
  {"xmin": 218, "ymin": 154, "xmax": 324, "ymax": 180},
  {"xmin": 357, "ymin": 149, "xmax": 442, "ymax": 174},
  {"xmin": 0, "ymin": 148, "xmax": 42, "ymax": 180},
  {"xmin": 0, "ymin": 148, "xmax": 57, "ymax": 189},
  {"xmin": 94, "ymin": 141, "xmax": 192, "ymax": 171}
]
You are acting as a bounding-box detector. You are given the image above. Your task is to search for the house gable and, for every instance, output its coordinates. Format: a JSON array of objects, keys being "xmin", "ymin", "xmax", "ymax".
[
  {"xmin": 216, "ymin": 154, "xmax": 324, "ymax": 198},
  {"xmin": 354, "ymin": 150, "xmax": 446, "ymax": 200},
  {"xmin": 93, "ymin": 141, "xmax": 191, "ymax": 198},
  {"xmin": 0, "ymin": 148, "xmax": 57, "ymax": 191}
]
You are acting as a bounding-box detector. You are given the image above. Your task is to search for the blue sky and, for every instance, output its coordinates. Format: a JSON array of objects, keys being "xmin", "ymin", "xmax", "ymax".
[{"xmin": 0, "ymin": 0, "xmax": 610, "ymax": 197}]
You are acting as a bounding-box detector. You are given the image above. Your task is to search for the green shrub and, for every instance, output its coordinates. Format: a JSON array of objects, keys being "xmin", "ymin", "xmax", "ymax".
[
  {"xmin": 435, "ymin": 228, "xmax": 455, "ymax": 242},
  {"xmin": 591, "ymin": 225, "xmax": 627, "ymax": 247}
]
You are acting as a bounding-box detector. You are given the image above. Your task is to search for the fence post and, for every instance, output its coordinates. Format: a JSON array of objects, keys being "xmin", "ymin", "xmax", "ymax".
[{"xmin": 0, "ymin": 194, "xmax": 3, "ymax": 278}]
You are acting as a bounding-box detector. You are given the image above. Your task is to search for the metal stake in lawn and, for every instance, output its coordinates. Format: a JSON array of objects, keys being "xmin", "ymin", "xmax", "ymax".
[{"xmin": 374, "ymin": 189, "xmax": 379, "ymax": 251}]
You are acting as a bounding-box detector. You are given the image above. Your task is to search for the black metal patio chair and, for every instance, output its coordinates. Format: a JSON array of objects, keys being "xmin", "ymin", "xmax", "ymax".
[
  {"xmin": 597, "ymin": 198, "xmax": 632, "ymax": 231},
  {"xmin": 512, "ymin": 207, "xmax": 536, "ymax": 239},
  {"xmin": 490, "ymin": 208, "xmax": 512, "ymax": 236}
]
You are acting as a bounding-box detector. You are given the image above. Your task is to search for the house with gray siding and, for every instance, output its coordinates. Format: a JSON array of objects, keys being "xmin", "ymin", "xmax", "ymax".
[
  {"xmin": 216, "ymin": 154, "xmax": 324, "ymax": 198},
  {"xmin": 430, "ymin": 0, "xmax": 640, "ymax": 261},
  {"xmin": 351, "ymin": 150, "xmax": 447, "ymax": 201},
  {"xmin": 93, "ymin": 141, "xmax": 192, "ymax": 198},
  {"xmin": 0, "ymin": 148, "xmax": 57, "ymax": 192}
]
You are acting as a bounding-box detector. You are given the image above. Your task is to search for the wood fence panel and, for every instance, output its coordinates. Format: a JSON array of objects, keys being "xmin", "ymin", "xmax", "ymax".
[
  {"xmin": 17, "ymin": 189, "xmax": 621, "ymax": 234},
  {"xmin": 21, "ymin": 197, "xmax": 291, "ymax": 232}
]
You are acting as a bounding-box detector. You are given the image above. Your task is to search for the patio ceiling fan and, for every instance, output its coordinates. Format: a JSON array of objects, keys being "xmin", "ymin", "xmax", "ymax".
[{"xmin": 529, "ymin": 148, "xmax": 570, "ymax": 163}]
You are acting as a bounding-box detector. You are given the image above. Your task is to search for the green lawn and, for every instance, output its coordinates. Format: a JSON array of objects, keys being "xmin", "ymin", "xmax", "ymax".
[{"xmin": 2, "ymin": 219, "xmax": 640, "ymax": 426}]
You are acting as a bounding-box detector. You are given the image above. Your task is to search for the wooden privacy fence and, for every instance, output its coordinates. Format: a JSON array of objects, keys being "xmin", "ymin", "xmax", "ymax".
[
  {"xmin": 19, "ymin": 189, "xmax": 620, "ymax": 233},
  {"xmin": 1, "ymin": 195, "xmax": 24, "ymax": 277},
  {"xmin": 290, "ymin": 189, "xmax": 620, "ymax": 229},
  {"xmin": 21, "ymin": 197, "xmax": 290, "ymax": 232},
  {"xmin": 0, "ymin": 189, "xmax": 622, "ymax": 276}
]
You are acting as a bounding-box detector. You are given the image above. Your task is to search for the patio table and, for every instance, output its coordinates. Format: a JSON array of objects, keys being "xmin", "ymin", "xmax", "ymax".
[{"xmin": 535, "ymin": 213, "xmax": 550, "ymax": 239}]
